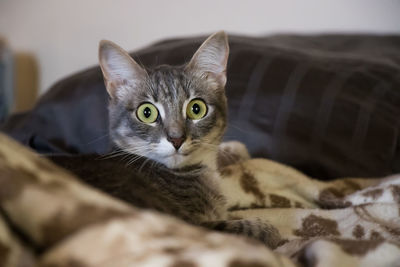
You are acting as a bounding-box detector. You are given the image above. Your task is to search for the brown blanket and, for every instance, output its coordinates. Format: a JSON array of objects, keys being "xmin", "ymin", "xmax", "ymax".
[
  {"xmin": 1, "ymin": 133, "xmax": 400, "ymax": 266},
  {"xmin": 219, "ymin": 157, "xmax": 400, "ymax": 266}
]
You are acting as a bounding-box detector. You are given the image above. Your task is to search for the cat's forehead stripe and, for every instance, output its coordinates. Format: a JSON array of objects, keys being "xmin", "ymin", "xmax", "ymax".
[{"xmin": 149, "ymin": 67, "xmax": 191, "ymax": 100}]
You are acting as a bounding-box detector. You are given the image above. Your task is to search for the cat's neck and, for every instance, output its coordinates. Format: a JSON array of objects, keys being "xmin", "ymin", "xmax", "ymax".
[
  {"xmin": 161, "ymin": 150, "xmax": 219, "ymax": 179},
  {"xmin": 181, "ymin": 149, "xmax": 218, "ymax": 173}
]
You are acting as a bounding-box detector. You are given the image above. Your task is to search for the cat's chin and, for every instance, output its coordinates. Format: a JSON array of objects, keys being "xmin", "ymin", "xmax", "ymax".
[
  {"xmin": 160, "ymin": 153, "xmax": 187, "ymax": 169},
  {"xmin": 154, "ymin": 150, "xmax": 217, "ymax": 170}
]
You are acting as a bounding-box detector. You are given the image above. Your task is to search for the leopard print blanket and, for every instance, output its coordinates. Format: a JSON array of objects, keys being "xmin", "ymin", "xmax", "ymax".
[{"xmin": 1, "ymin": 133, "xmax": 399, "ymax": 267}]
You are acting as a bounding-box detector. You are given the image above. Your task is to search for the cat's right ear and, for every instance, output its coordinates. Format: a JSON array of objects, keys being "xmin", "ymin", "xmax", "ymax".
[{"xmin": 98, "ymin": 40, "xmax": 147, "ymax": 99}]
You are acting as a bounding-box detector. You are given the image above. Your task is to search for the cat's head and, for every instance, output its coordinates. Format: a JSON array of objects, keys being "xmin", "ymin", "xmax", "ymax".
[{"xmin": 99, "ymin": 32, "xmax": 229, "ymax": 169}]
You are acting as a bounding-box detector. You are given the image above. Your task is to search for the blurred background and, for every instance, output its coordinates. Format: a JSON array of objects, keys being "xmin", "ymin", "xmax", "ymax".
[{"xmin": 0, "ymin": 0, "xmax": 399, "ymax": 117}]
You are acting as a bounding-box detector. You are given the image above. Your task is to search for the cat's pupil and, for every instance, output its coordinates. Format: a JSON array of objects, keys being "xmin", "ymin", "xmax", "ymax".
[
  {"xmin": 143, "ymin": 107, "xmax": 151, "ymax": 118},
  {"xmin": 192, "ymin": 104, "xmax": 201, "ymax": 114}
]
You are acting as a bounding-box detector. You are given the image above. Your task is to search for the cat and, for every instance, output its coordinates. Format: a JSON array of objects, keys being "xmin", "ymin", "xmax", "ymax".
[{"xmin": 94, "ymin": 31, "xmax": 282, "ymax": 247}]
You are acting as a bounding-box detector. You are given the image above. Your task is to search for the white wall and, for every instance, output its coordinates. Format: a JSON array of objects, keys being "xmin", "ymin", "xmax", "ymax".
[{"xmin": 1, "ymin": 0, "xmax": 400, "ymax": 95}]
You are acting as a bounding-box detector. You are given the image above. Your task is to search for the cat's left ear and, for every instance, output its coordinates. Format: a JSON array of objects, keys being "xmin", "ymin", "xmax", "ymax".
[{"xmin": 186, "ymin": 31, "xmax": 229, "ymax": 88}]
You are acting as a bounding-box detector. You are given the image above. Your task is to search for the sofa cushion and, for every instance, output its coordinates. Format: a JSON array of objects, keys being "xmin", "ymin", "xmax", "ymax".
[{"xmin": 2, "ymin": 34, "xmax": 400, "ymax": 179}]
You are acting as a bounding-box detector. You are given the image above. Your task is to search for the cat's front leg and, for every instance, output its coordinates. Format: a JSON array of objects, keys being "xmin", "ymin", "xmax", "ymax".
[
  {"xmin": 217, "ymin": 141, "xmax": 251, "ymax": 170},
  {"xmin": 201, "ymin": 218, "xmax": 286, "ymax": 249}
]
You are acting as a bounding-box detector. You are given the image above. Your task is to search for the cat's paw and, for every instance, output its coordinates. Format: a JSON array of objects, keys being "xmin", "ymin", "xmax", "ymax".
[
  {"xmin": 217, "ymin": 141, "xmax": 250, "ymax": 170},
  {"xmin": 201, "ymin": 219, "xmax": 286, "ymax": 249}
]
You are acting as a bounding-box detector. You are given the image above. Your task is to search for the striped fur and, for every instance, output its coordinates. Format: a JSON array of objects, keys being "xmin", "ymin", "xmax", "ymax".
[{"xmin": 97, "ymin": 32, "xmax": 278, "ymax": 246}]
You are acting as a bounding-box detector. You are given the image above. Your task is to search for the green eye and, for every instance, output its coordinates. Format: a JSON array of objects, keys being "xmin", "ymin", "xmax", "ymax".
[
  {"xmin": 186, "ymin": 99, "xmax": 207, "ymax": 120},
  {"xmin": 136, "ymin": 103, "xmax": 159, "ymax": 123}
]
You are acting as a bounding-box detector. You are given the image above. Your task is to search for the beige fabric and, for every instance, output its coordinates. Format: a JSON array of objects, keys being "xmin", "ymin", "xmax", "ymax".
[
  {"xmin": 0, "ymin": 134, "xmax": 291, "ymax": 267},
  {"xmin": 1, "ymin": 133, "xmax": 399, "ymax": 266}
]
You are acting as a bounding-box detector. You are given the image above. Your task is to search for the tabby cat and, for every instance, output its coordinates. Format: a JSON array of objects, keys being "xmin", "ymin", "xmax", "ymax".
[{"xmin": 95, "ymin": 32, "xmax": 279, "ymax": 247}]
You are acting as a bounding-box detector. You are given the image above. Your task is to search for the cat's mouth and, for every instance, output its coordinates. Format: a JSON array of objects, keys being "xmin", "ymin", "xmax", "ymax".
[{"xmin": 166, "ymin": 145, "xmax": 196, "ymax": 158}]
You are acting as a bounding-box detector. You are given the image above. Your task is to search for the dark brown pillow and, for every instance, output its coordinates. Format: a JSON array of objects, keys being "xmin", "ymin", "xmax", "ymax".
[{"xmin": 2, "ymin": 34, "xmax": 400, "ymax": 179}]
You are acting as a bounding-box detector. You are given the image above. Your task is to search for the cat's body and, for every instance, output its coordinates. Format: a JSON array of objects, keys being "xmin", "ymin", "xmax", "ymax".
[
  {"xmin": 95, "ymin": 31, "xmax": 283, "ymax": 246},
  {"xmin": 98, "ymin": 31, "xmax": 231, "ymax": 223},
  {"xmin": 49, "ymin": 148, "xmax": 284, "ymax": 246},
  {"xmin": 50, "ymin": 154, "xmax": 225, "ymax": 224}
]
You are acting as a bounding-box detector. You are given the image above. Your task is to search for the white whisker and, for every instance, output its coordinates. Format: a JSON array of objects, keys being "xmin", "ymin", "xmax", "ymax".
[{"xmin": 85, "ymin": 133, "xmax": 110, "ymax": 145}]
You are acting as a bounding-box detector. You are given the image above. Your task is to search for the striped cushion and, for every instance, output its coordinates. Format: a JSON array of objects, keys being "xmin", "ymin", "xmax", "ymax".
[{"xmin": 2, "ymin": 34, "xmax": 400, "ymax": 179}]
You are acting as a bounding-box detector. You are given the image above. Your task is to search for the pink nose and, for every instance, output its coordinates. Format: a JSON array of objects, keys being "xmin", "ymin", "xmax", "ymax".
[{"xmin": 167, "ymin": 135, "xmax": 185, "ymax": 150}]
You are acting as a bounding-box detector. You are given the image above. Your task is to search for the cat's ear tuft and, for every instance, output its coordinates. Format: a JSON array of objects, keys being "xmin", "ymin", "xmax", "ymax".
[
  {"xmin": 99, "ymin": 40, "xmax": 147, "ymax": 99},
  {"xmin": 186, "ymin": 31, "xmax": 229, "ymax": 88}
]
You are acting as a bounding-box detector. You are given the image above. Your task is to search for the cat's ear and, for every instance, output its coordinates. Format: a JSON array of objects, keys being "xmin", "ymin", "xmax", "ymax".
[
  {"xmin": 99, "ymin": 40, "xmax": 147, "ymax": 99},
  {"xmin": 186, "ymin": 31, "xmax": 229, "ymax": 88}
]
